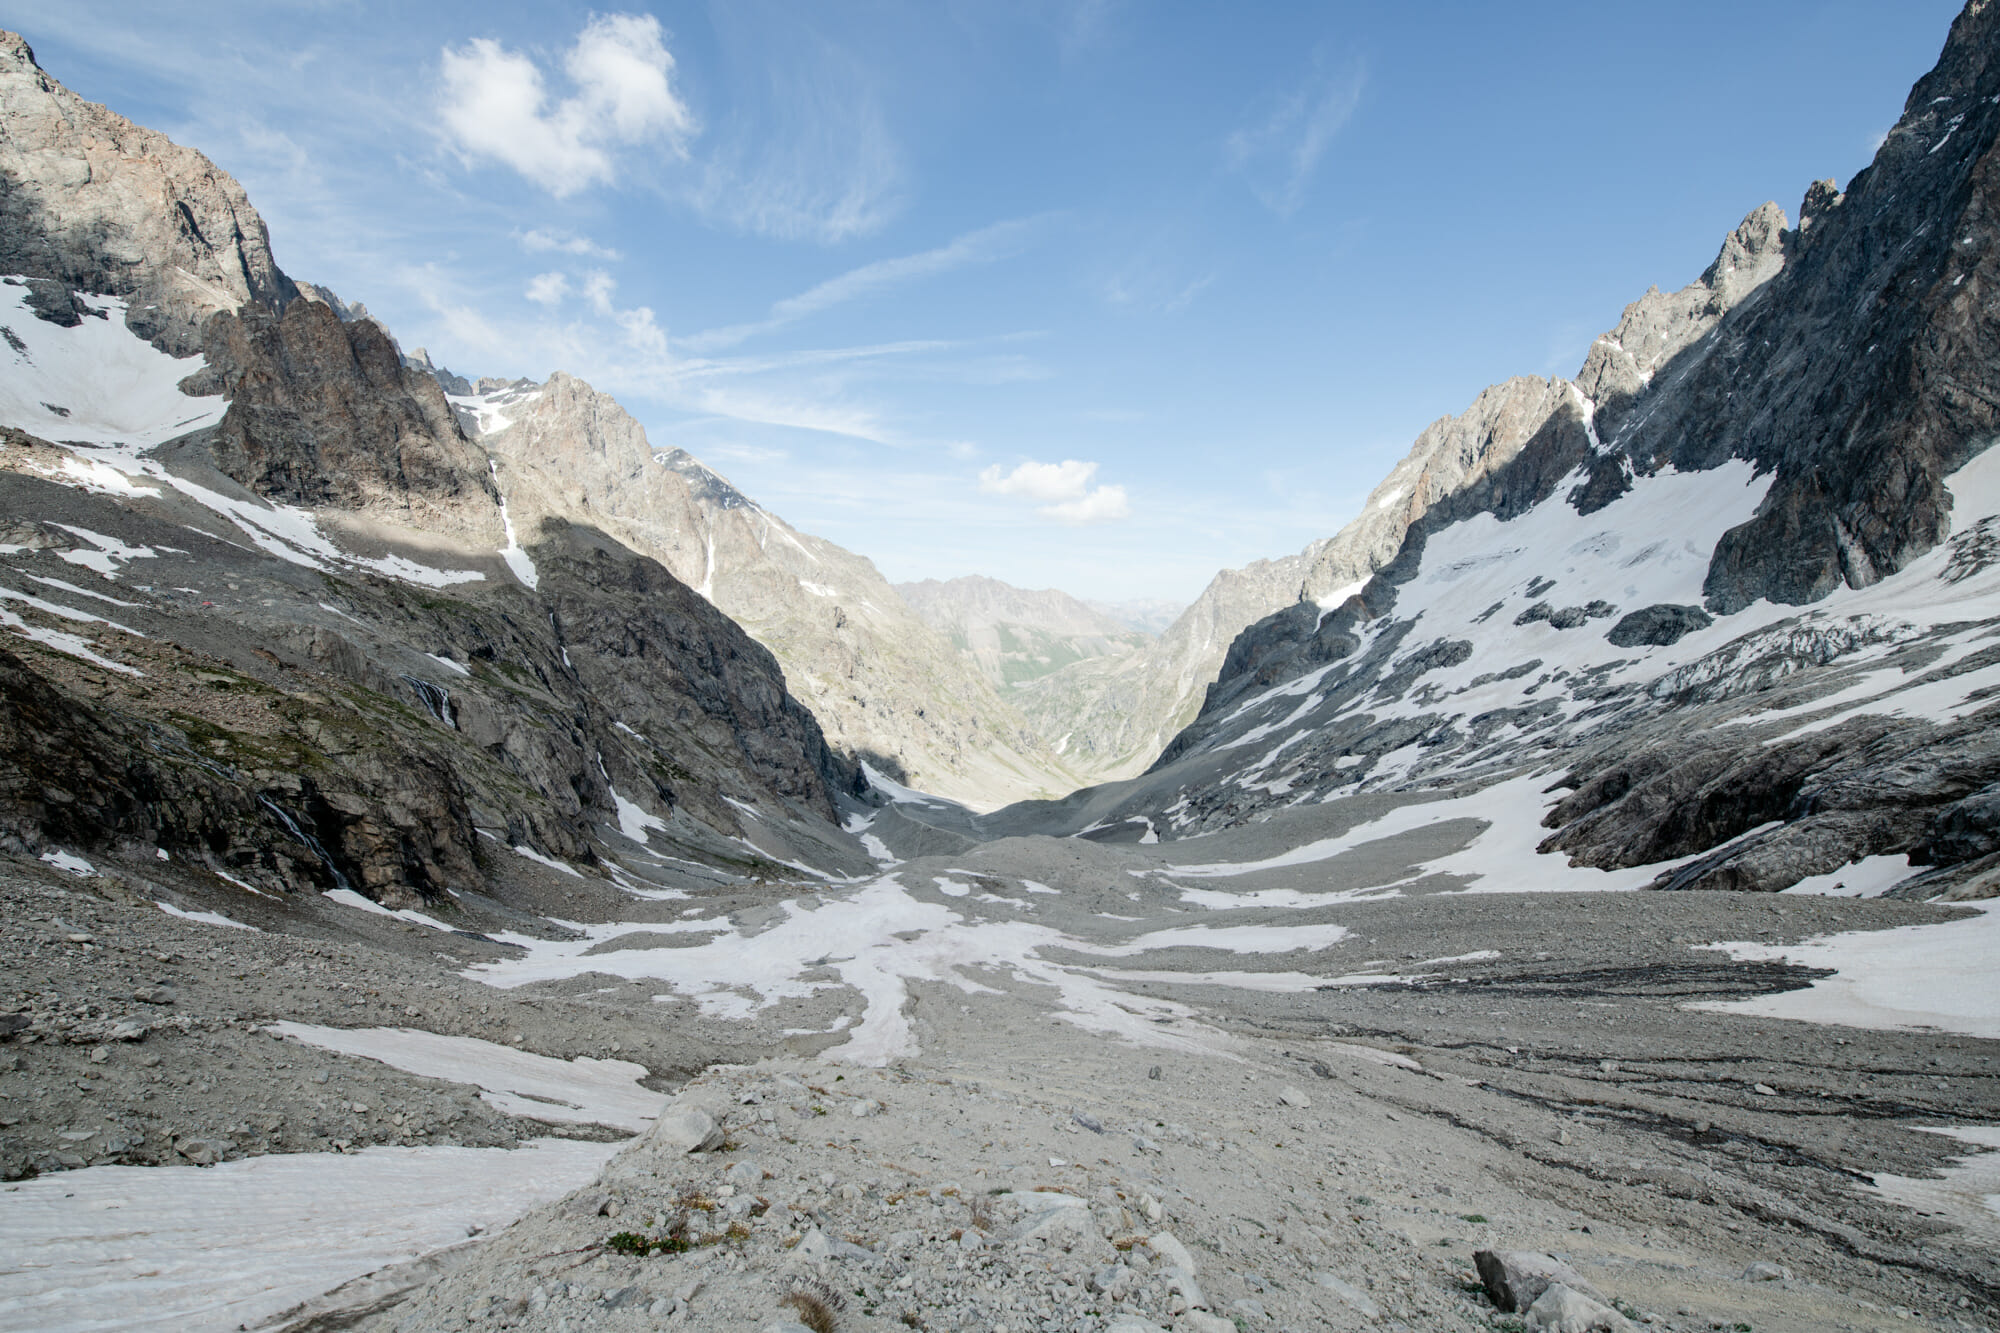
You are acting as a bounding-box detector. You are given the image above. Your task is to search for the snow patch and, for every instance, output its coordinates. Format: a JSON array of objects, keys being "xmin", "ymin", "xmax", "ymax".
[
  {"xmin": 154, "ymin": 901, "xmax": 257, "ymax": 932},
  {"xmin": 268, "ymin": 1023, "xmax": 661, "ymax": 1133}
]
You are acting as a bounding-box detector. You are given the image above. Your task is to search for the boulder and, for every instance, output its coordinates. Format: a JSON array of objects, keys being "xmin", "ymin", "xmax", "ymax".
[
  {"xmin": 1524, "ymin": 1283, "xmax": 1635, "ymax": 1332},
  {"xmin": 1474, "ymin": 1250, "xmax": 1607, "ymax": 1312}
]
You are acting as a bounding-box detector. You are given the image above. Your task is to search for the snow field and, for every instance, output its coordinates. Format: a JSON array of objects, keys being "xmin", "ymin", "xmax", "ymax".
[{"xmin": 0, "ymin": 1138, "xmax": 618, "ymax": 1333}]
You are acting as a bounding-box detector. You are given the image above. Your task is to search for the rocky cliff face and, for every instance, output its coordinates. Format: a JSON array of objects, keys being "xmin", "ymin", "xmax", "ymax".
[
  {"xmin": 983, "ymin": 1, "xmax": 2000, "ymax": 905},
  {"xmin": 0, "ymin": 32, "xmax": 294, "ymax": 355},
  {"xmin": 187, "ymin": 298, "xmax": 503, "ymax": 544},
  {"xmin": 469, "ymin": 374, "xmax": 1082, "ymax": 808}
]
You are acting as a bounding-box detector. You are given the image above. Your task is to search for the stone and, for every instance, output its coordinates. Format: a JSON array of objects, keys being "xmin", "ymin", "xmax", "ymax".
[
  {"xmin": 1144, "ymin": 1231, "xmax": 1198, "ymax": 1275},
  {"xmin": 0, "ymin": 31, "xmax": 295, "ymax": 357},
  {"xmin": 1742, "ymin": 1261, "xmax": 1791, "ymax": 1282},
  {"xmin": 1105, "ymin": 1317, "xmax": 1167, "ymax": 1333},
  {"xmin": 1523, "ymin": 1283, "xmax": 1635, "ymax": 1333},
  {"xmin": 649, "ymin": 1106, "xmax": 725, "ymax": 1154},
  {"xmin": 794, "ymin": 1226, "xmax": 874, "ymax": 1262},
  {"xmin": 1314, "ymin": 1271, "xmax": 1381, "ymax": 1319},
  {"xmin": 1277, "ymin": 1085, "xmax": 1311, "ymax": 1108},
  {"xmin": 1474, "ymin": 1250, "xmax": 1607, "ymax": 1313},
  {"xmin": 175, "ymin": 1138, "xmax": 224, "ymax": 1166},
  {"xmin": 1178, "ymin": 1314, "xmax": 1234, "ymax": 1333},
  {"xmin": 726, "ymin": 1159, "xmax": 762, "ymax": 1188},
  {"xmin": 850, "ymin": 1098, "xmax": 882, "ymax": 1118}
]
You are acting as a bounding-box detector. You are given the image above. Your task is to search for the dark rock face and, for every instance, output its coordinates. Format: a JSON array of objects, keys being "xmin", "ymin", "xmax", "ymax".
[
  {"xmin": 189, "ymin": 298, "xmax": 501, "ymax": 540},
  {"xmin": 0, "ymin": 30, "xmax": 295, "ymax": 354},
  {"xmin": 1605, "ymin": 604, "xmax": 1713, "ymax": 648},
  {"xmin": 1915, "ymin": 780, "xmax": 2000, "ymax": 865},
  {"xmin": 1660, "ymin": 3, "xmax": 2000, "ymax": 610},
  {"xmin": 0, "ymin": 476, "xmax": 858, "ymax": 905}
]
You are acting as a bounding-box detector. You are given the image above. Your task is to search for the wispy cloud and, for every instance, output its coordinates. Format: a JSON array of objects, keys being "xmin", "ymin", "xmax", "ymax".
[
  {"xmin": 980, "ymin": 459, "xmax": 1130, "ymax": 523},
  {"xmin": 683, "ymin": 218, "xmax": 1044, "ymax": 351},
  {"xmin": 517, "ymin": 228, "xmax": 623, "ymax": 260},
  {"xmin": 1226, "ymin": 56, "xmax": 1364, "ymax": 217},
  {"xmin": 437, "ymin": 14, "xmax": 695, "ymax": 198},
  {"xmin": 524, "ymin": 271, "xmax": 570, "ymax": 305},
  {"xmin": 683, "ymin": 12, "xmax": 904, "ymax": 243}
]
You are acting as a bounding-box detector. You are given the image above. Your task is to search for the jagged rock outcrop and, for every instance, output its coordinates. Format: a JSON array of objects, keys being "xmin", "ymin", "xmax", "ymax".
[
  {"xmin": 472, "ymin": 373, "xmax": 1080, "ymax": 807},
  {"xmin": 1646, "ymin": 6, "xmax": 2000, "ymax": 610},
  {"xmin": 0, "ymin": 30, "xmax": 295, "ymax": 355},
  {"xmin": 187, "ymin": 298, "xmax": 503, "ymax": 542},
  {"xmin": 1297, "ymin": 204, "xmax": 1790, "ymax": 607}
]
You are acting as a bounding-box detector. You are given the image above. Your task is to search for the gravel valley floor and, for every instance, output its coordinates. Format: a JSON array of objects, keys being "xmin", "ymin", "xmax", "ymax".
[{"xmin": 2, "ymin": 793, "xmax": 1997, "ymax": 1333}]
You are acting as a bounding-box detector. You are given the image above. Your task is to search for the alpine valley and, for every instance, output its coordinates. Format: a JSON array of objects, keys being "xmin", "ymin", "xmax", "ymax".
[{"xmin": 3, "ymin": 10, "xmax": 2000, "ymax": 1333}]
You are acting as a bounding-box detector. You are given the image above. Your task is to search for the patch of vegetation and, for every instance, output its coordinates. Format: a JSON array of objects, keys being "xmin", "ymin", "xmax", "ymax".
[
  {"xmin": 1459, "ymin": 1213, "xmax": 1488, "ymax": 1224},
  {"xmin": 782, "ymin": 1277, "xmax": 844, "ymax": 1333},
  {"xmin": 603, "ymin": 1229, "xmax": 689, "ymax": 1257}
]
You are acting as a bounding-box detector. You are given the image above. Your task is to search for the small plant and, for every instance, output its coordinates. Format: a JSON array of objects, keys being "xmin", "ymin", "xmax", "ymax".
[
  {"xmin": 603, "ymin": 1228, "xmax": 691, "ymax": 1256},
  {"xmin": 812, "ymin": 1104, "xmax": 828, "ymax": 1116},
  {"xmin": 1353, "ymin": 1196, "xmax": 1374, "ymax": 1206},
  {"xmin": 782, "ymin": 1277, "xmax": 844, "ymax": 1333},
  {"xmin": 726, "ymin": 1221, "xmax": 751, "ymax": 1241},
  {"xmin": 898, "ymin": 1312, "xmax": 925, "ymax": 1330},
  {"xmin": 1459, "ymin": 1213, "xmax": 1488, "ymax": 1224}
]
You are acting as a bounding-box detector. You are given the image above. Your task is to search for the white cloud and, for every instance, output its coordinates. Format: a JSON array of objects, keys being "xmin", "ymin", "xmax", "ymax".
[
  {"xmin": 517, "ymin": 228, "xmax": 623, "ymax": 260},
  {"xmin": 1042, "ymin": 485, "xmax": 1130, "ymax": 523},
  {"xmin": 438, "ymin": 14, "xmax": 694, "ymax": 198},
  {"xmin": 525, "ymin": 271, "xmax": 570, "ymax": 305},
  {"xmin": 684, "ymin": 218, "xmax": 1042, "ymax": 352},
  {"xmin": 980, "ymin": 458, "xmax": 1097, "ymax": 502},
  {"xmin": 1226, "ymin": 58, "xmax": 1364, "ymax": 217},
  {"xmin": 979, "ymin": 458, "xmax": 1130, "ymax": 523}
]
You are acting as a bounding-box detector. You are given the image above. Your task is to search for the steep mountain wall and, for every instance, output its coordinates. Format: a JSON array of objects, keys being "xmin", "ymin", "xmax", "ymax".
[
  {"xmin": 0, "ymin": 31, "xmax": 295, "ymax": 355},
  {"xmin": 979, "ymin": 1, "xmax": 2000, "ymax": 905},
  {"xmin": 0, "ymin": 31, "xmax": 869, "ymax": 905},
  {"xmin": 473, "ymin": 374, "xmax": 1082, "ymax": 808}
]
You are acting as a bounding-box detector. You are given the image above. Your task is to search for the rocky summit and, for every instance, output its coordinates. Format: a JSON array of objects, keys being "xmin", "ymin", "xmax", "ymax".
[{"xmin": 3, "ymin": 9, "xmax": 2000, "ymax": 1333}]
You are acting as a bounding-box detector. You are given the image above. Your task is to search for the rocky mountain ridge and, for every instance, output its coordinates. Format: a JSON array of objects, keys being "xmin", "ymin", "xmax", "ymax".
[
  {"xmin": 0, "ymin": 31, "xmax": 873, "ymax": 917},
  {"xmin": 960, "ymin": 0, "xmax": 2000, "ymax": 910},
  {"xmin": 457, "ymin": 372, "xmax": 1084, "ymax": 809}
]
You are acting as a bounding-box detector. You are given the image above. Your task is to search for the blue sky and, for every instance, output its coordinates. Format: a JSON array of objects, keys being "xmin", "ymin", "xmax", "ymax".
[{"xmin": 9, "ymin": 1, "xmax": 1966, "ymax": 605}]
